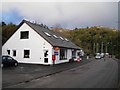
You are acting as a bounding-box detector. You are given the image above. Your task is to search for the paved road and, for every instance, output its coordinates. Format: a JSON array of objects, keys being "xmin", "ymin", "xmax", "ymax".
[
  {"xmin": 2, "ymin": 58, "xmax": 91, "ymax": 88},
  {"xmin": 118, "ymin": 59, "xmax": 120, "ymax": 88},
  {"xmin": 5, "ymin": 58, "xmax": 118, "ymax": 88}
]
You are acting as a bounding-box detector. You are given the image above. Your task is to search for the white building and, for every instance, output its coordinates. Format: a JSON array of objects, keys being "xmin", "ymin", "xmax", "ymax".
[{"xmin": 2, "ymin": 20, "xmax": 83, "ymax": 65}]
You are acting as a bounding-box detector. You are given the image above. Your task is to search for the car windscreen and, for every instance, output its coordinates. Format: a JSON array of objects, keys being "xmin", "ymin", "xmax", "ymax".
[
  {"xmin": 8, "ymin": 57, "xmax": 13, "ymax": 60},
  {"xmin": 2, "ymin": 56, "xmax": 6, "ymax": 60}
]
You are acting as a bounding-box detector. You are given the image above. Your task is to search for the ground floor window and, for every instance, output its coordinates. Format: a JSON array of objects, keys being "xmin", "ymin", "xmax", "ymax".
[
  {"xmin": 7, "ymin": 50, "xmax": 10, "ymax": 55},
  {"xmin": 44, "ymin": 50, "xmax": 48, "ymax": 63},
  {"xmin": 44, "ymin": 58, "xmax": 48, "ymax": 63},
  {"xmin": 44, "ymin": 50, "xmax": 48, "ymax": 57},
  {"xmin": 24, "ymin": 50, "xmax": 30, "ymax": 58},
  {"xmin": 13, "ymin": 50, "xmax": 16, "ymax": 56},
  {"xmin": 72, "ymin": 50, "xmax": 76, "ymax": 58},
  {"xmin": 60, "ymin": 48, "xmax": 67, "ymax": 60}
]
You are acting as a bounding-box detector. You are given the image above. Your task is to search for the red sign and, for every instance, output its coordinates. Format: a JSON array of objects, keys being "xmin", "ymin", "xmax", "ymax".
[
  {"xmin": 52, "ymin": 55, "xmax": 56, "ymax": 61},
  {"xmin": 54, "ymin": 47, "xmax": 60, "ymax": 51}
]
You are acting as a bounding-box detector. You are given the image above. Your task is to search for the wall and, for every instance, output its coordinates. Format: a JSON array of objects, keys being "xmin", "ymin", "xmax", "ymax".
[{"xmin": 2, "ymin": 23, "xmax": 53, "ymax": 65}]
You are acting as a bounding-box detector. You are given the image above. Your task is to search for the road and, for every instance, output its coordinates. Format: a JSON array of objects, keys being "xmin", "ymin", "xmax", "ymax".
[
  {"xmin": 2, "ymin": 58, "xmax": 91, "ymax": 88},
  {"xmin": 5, "ymin": 58, "xmax": 118, "ymax": 88}
]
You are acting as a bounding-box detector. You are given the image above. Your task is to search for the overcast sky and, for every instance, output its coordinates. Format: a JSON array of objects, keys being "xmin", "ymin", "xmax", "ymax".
[{"xmin": 1, "ymin": 1, "xmax": 118, "ymax": 29}]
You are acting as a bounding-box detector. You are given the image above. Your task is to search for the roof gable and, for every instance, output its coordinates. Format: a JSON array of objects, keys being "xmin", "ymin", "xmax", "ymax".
[{"xmin": 4, "ymin": 20, "xmax": 81, "ymax": 49}]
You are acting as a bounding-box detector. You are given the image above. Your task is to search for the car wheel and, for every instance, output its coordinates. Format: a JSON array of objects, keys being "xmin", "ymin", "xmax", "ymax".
[
  {"xmin": 14, "ymin": 62, "xmax": 18, "ymax": 67},
  {"xmin": 1, "ymin": 64, "xmax": 3, "ymax": 68}
]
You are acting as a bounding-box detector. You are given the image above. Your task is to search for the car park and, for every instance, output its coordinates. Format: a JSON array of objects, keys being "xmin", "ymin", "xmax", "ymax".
[{"xmin": 1, "ymin": 55, "xmax": 18, "ymax": 67}]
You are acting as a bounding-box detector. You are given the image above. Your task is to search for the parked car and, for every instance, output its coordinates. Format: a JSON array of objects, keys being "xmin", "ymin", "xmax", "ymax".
[
  {"xmin": 95, "ymin": 54, "xmax": 101, "ymax": 59},
  {"xmin": 100, "ymin": 53, "xmax": 105, "ymax": 58},
  {"xmin": 1, "ymin": 55, "xmax": 18, "ymax": 67}
]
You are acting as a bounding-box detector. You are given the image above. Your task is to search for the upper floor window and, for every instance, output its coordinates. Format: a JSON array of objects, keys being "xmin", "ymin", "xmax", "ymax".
[
  {"xmin": 44, "ymin": 32, "xmax": 51, "ymax": 37},
  {"xmin": 53, "ymin": 35, "xmax": 58, "ymax": 38},
  {"xmin": 65, "ymin": 38, "xmax": 69, "ymax": 41},
  {"xmin": 59, "ymin": 36, "xmax": 64, "ymax": 40},
  {"xmin": 20, "ymin": 31, "xmax": 29, "ymax": 39}
]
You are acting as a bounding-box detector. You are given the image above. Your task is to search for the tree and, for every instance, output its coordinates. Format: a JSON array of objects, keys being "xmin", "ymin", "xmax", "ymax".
[
  {"xmin": 2, "ymin": 22, "xmax": 6, "ymax": 26},
  {"xmin": 2, "ymin": 22, "xmax": 17, "ymax": 45}
]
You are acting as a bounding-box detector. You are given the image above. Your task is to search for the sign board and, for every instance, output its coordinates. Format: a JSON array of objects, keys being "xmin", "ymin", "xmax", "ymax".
[
  {"xmin": 54, "ymin": 47, "xmax": 60, "ymax": 51},
  {"xmin": 54, "ymin": 51, "xmax": 58, "ymax": 55}
]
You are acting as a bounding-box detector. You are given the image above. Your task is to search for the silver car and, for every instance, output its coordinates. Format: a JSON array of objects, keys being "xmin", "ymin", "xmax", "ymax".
[{"xmin": 95, "ymin": 54, "xmax": 101, "ymax": 59}]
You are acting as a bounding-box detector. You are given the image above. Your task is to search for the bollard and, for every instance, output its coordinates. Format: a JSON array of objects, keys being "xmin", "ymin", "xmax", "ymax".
[{"xmin": 87, "ymin": 56, "xmax": 89, "ymax": 59}]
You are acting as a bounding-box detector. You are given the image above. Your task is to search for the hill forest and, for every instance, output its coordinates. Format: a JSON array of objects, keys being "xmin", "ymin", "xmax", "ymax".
[{"xmin": 1, "ymin": 22, "xmax": 120, "ymax": 59}]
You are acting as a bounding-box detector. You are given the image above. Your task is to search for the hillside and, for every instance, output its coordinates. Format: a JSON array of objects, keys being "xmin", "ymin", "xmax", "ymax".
[
  {"xmin": 50, "ymin": 26, "xmax": 119, "ymax": 59},
  {"xmin": 1, "ymin": 21, "xmax": 119, "ymax": 59}
]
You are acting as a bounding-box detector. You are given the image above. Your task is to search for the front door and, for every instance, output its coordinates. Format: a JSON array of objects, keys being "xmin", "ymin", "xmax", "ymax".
[{"xmin": 44, "ymin": 50, "xmax": 49, "ymax": 63}]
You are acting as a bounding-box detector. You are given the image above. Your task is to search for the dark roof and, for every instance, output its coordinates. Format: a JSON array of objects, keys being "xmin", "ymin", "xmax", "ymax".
[{"xmin": 5, "ymin": 20, "xmax": 81, "ymax": 49}]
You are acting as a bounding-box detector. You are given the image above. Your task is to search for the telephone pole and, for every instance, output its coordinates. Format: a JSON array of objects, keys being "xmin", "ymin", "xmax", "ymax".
[
  {"xmin": 96, "ymin": 43, "xmax": 99, "ymax": 53},
  {"xmin": 101, "ymin": 42, "xmax": 103, "ymax": 53}
]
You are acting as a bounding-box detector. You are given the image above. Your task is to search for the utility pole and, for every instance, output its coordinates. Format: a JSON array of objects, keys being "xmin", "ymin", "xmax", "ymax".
[
  {"xmin": 101, "ymin": 42, "xmax": 103, "ymax": 53},
  {"xmin": 96, "ymin": 43, "xmax": 99, "ymax": 53},
  {"xmin": 93, "ymin": 43, "xmax": 96, "ymax": 54},
  {"xmin": 106, "ymin": 42, "xmax": 108, "ymax": 53}
]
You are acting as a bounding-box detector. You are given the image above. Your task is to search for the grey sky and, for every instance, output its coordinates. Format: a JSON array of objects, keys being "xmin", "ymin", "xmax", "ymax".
[{"xmin": 2, "ymin": 2, "xmax": 118, "ymax": 29}]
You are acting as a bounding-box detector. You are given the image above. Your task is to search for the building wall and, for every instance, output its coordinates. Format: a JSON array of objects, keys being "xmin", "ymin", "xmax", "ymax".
[
  {"xmin": 2, "ymin": 23, "xmax": 53, "ymax": 65},
  {"xmin": 52, "ymin": 49, "xmax": 70, "ymax": 64}
]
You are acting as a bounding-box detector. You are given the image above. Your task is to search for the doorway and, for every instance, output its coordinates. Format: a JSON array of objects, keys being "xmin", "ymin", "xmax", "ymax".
[{"xmin": 44, "ymin": 50, "xmax": 49, "ymax": 63}]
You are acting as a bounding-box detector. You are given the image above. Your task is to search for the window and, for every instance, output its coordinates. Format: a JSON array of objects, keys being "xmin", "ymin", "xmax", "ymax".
[
  {"xmin": 72, "ymin": 50, "xmax": 76, "ymax": 58},
  {"xmin": 24, "ymin": 50, "xmax": 30, "ymax": 58},
  {"xmin": 44, "ymin": 50, "xmax": 48, "ymax": 57},
  {"xmin": 44, "ymin": 58, "xmax": 48, "ymax": 63},
  {"xmin": 7, "ymin": 50, "xmax": 10, "ymax": 55},
  {"xmin": 60, "ymin": 48, "xmax": 67, "ymax": 60},
  {"xmin": 20, "ymin": 31, "xmax": 29, "ymax": 39},
  {"xmin": 44, "ymin": 32, "xmax": 51, "ymax": 37},
  {"xmin": 13, "ymin": 50, "xmax": 16, "ymax": 56},
  {"xmin": 65, "ymin": 38, "xmax": 69, "ymax": 41},
  {"xmin": 77, "ymin": 52, "xmax": 80, "ymax": 56},
  {"xmin": 60, "ymin": 37, "xmax": 64, "ymax": 40},
  {"xmin": 7, "ymin": 56, "xmax": 13, "ymax": 60},
  {"xmin": 53, "ymin": 35, "xmax": 58, "ymax": 38}
]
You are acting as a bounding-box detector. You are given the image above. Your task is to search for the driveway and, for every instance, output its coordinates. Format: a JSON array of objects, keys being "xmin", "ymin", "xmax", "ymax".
[{"xmin": 2, "ymin": 58, "xmax": 91, "ymax": 88}]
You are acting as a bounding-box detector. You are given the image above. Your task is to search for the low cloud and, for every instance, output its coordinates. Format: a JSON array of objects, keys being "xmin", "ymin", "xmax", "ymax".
[{"xmin": 2, "ymin": 2, "xmax": 118, "ymax": 29}]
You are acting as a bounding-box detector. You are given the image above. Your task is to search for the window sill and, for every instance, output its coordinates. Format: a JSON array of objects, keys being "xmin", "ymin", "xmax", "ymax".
[{"xmin": 24, "ymin": 57, "xmax": 30, "ymax": 58}]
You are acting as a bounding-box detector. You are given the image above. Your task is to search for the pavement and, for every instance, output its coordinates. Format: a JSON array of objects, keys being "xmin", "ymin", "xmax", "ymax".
[
  {"xmin": 118, "ymin": 59, "xmax": 120, "ymax": 89},
  {"xmin": 5, "ymin": 57, "xmax": 118, "ymax": 88},
  {"xmin": 2, "ymin": 57, "xmax": 92, "ymax": 88}
]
